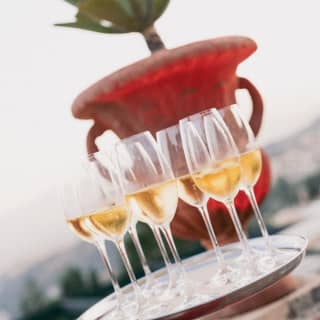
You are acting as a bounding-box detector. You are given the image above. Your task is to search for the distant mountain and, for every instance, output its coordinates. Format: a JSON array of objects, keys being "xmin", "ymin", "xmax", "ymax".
[
  {"xmin": 265, "ymin": 117, "xmax": 320, "ymax": 182},
  {"xmin": 0, "ymin": 241, "xmax": 122, "ymax": 318},
  {"xmin": 266, "ymin": 117, "xmax": 320, "ymax": 155}
]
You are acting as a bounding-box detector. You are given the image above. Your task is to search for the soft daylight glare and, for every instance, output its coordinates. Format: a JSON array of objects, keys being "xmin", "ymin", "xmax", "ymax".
[{"xmin": 0, "ymin": 0, "xmax": 320, "ymax": 274}]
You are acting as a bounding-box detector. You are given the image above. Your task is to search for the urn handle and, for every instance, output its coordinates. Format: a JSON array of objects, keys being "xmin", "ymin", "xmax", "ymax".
[
  {"xmin": 87, "ymin": 122, "xmax": 105, "ymax": 154},
  {"xmin": 238, "ymin": 77, "xmax": 263, "ymax": 137}
]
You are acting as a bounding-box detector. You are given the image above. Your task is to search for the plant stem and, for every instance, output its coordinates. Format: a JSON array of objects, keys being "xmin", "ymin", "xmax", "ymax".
[{"xmin": 142, "ymin": 25, "xmax": 165, "ymax": 52}]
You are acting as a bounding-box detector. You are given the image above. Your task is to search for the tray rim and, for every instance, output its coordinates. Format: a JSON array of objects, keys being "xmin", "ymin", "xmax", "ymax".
[{"xmin": 79, "ymin": 234, "xmax": 308, "ymax": 320}]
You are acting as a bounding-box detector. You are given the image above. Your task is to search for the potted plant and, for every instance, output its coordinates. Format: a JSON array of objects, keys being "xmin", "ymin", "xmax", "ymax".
[{"xmin": 56, "ymin": 0, "xmax": 270, "ymax": 252}]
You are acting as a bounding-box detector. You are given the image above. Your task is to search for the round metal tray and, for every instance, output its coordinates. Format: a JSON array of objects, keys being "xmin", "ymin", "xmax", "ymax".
[{"xmin": 79, "ymin": 234, "xmax": 307, "ymax": 320}]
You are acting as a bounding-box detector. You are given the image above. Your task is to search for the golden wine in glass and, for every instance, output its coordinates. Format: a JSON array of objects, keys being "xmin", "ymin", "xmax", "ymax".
[
  {"xmin": 192, "ymin": 159, "xmax": 241, "ymax": 203},
  {"xmin": 177, "ymin": 175, "xmax": 206, "ymax": 207},
  {"xmin": 127, "ymin": 180, "xmax": 178, "ymax": 226},
  {"xmin": 67, "ymin": 217, "xmax": 95, "ymax": 242},
  {"xmin": 86, "ymin": 204, "xmax": 131, "ymax": 240},
  {"xmin": 239, "ymin": 148, "xmax": 262, "ymax": 187},
  {"xmin": 219, "ymin": 105, "xmax": 275, "ymax": 261}
]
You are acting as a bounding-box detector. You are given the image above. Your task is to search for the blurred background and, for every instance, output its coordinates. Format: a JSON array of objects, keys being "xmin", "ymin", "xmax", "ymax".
[{"xmin": 1, "ymin": 1, "xmax": 320, "ymax": 319}]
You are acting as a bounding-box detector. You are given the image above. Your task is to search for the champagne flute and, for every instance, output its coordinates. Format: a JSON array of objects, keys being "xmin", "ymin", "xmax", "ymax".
[
  {"xmin": 180, "ymin": 111, "xmax": 257, "ymax": 278},
  {"xmin": 157, "ymin": 124, "xmax": 234, "ymax": 285},
  {"xmin": 80, "ymin": 154, "xmax": 145, "ymax": 315},
  {"xmin": 61, "ymin": 169, "xmax": 125, "ymax": 319},
  {"xmin": 218, "ymin": 105, "xmax": 279, "ymax": 267},
  {"xmin": 94, "ymin": 151, "xmax": 155, "ymax": 294},
  {"xmin": 114, "ymin": 131, "xmax": 184, "ymax": 295}
]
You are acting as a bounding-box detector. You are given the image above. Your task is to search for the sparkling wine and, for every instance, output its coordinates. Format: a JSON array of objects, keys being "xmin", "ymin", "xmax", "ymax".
[
  {"xmin": 87, "ymin": 204, "xmax": 131, "ymax": 239},
  {"xmin": 67, "ymin": 217, "xmax": 94, "ymax": 242},
  {"xmin": 240, "ymin": 149, "xmax": 262, "ymax": 187},
  {"xmin": 192, "ymin": 159, "xmax": 241, "ymax": 202},
  {"xmin": 127, "ymin": 180, "xmax": 178, "ymax": 225},
  {"xmin": 178, "ymin": 175, "xmax": 206, "ymax": 207}
]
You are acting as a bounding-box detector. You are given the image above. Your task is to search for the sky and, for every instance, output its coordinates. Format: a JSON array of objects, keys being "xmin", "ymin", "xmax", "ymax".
[{"xmin": 0, "ymin": 0, "xmax": 320, "ymax": 274}]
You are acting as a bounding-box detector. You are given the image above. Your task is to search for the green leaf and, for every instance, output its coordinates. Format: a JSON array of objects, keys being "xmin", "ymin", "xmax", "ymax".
[
  {"xmin": 150, "ymin": 0, "xmax": 170, "ymax": 23},
  {"xmin": 62, "ymin": 0, "xmax": 83, "ymax": 6},
  {"xmin": 57, "ymin": 0, "xmax": 171, "ymax": 35},
  {"xmin": 79, "ymin": 0, "xmax": 141, "ymax": 31},
  {"xmin": 55, "ymin": 12, "xmax": 125, "ymax": 34},
  {"xmin": 118, "ymin": 0, "xmax": 135, "ymax": 17},
  {"xmin": 129, "ymin": 0, "xmax": 170, "ymax": 27},
  {"xmin": 129, "ymin": 0, "xmax": 147, "ymax": 21}
]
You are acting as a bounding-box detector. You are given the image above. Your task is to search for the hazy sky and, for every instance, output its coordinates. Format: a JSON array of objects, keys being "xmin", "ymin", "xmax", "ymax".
[{"xmin": 0, "ymin": 0, "xmax": 320, "ymax": 274}]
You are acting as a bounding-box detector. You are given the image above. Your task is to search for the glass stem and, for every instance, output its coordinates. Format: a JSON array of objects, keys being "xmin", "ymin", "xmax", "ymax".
[
  {"xmin": 160, "ymin": 225, "xmax": 188, "ymax": 287},
  {"xmin": 128, "ymin": 224, "xmax": 152, "ymax": 277},
  {"xmin": 116, "ymin": 239, "xmax": 141, "ymax": 301},
  {"xmin": 198, "ymin": 205, "xmax": 226, "ymax": 269},
  {"xmin": 160, "ymin": 225, "xmax": 182, "ymax": 264},
  {"xmin": 94, "ymin": 240, "xmax": 123, "ymax": 302},
  {"xmin": 225, "ymin": 201, "xmax": 252, "ymax": 259},
  {"xmin": 246, "ymin": 186, "xmax": 273, "ymax": 253},
  {"xmin": 151, "ymin": 225, "xmax": 176, "ymax": 287}
]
